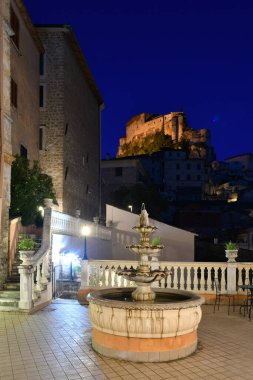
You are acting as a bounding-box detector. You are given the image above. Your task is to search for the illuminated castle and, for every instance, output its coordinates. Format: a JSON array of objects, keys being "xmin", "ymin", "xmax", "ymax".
[{"xmin": 117, "ymin": 112, "xmax": 215, "ymax": 160}]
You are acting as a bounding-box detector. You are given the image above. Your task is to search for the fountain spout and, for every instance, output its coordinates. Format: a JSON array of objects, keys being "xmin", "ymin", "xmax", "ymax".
[{"xmin": 140, "ymin": 203, "xmax": 149, "ymax": 227}]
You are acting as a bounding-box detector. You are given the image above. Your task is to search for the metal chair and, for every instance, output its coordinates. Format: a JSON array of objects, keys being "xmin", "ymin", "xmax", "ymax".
[
  {"xmin": 239, "ymin": 280, "xmax": 253, "ymax": 321},
  {"xmin": 213, "ymin": 278, "xmax": 235, "ymax": 315}
]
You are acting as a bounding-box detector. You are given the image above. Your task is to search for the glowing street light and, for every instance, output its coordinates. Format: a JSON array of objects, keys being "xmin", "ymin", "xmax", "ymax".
[
  {"xmin": 128, "ymin": 205, "xmax": 133, "ymax": 213},
  {"xmin": 81, "ymin": 225, "xmax": 91, "ymax": 260}
]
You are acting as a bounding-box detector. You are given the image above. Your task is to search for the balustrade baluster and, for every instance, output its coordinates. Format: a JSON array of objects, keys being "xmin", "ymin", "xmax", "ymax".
[
  {"xmin": 200, "ymin": 267, "xmax": 205, "ymax": 292},
  {"xmin": 220, "ymin": 268, "xmax": 226, "ymax": 291},
  {"xmin": 105, "ymin": 266, "xmax": 109, "ymax": 287},
  {"xmin": 36, "ymin": 263, "xmax": 43, "ymax": 293}
]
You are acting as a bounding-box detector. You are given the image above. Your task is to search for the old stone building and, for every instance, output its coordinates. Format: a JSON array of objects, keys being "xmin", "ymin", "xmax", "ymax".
[
  {"xmin": 0, "ymin": 0, "xmax": 13, "ymax": 286},
  {"xmin": 117, "ymin": 112, "xmax": 215, "ymax": 161},
  {"xmin": 10, "ymin": 0, "xmax": 43, "ymax": 160},
  {"xmin": 36, "ymin": 25, "xmax": 104, "ymax": 219}
]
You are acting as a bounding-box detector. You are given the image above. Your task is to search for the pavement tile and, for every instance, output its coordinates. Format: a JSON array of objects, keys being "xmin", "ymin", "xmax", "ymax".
[{"xmin": 0, "ymin": 303, "xmax": 253, "ymax": 380}]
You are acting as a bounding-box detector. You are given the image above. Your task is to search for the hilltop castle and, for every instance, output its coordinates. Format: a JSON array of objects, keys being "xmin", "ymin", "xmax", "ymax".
[{"xmin": 117, "ymin": 112, "xmax": 215, "ymax": 161}]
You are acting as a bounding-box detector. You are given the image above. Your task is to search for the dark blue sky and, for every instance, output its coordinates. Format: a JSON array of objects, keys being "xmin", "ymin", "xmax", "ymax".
[{"xmin": 24, "ymin": 0, "xmax": 253, "ymax": 160}]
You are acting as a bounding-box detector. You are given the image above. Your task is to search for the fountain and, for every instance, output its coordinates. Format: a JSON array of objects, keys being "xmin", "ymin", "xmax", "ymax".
[{"xmin": 88, "ymin": 205, "xmax": 204, "ymax": 362}]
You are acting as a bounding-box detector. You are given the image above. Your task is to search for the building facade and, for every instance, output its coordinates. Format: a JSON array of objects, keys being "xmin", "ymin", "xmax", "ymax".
[
  {"xmin": 36, "ymin": 25, "xmax": 104, "ymax": 219},
  {"xmin": 0, "ymin": 0, "xmax": 13, "ymax": 286},
  {"xmin": 10, "ymin": 0, "xmax": 43, "ymax": 160}
]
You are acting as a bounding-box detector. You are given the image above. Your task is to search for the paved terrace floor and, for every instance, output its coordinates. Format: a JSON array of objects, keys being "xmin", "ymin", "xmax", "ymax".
[{"xmin": 0, "ymin": 300, "xmax": 253, "ymax": 380}]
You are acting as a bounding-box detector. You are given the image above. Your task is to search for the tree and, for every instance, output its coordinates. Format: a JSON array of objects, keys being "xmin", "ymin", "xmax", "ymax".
[
  {"xmin": 117, "ymin": 131, "xmax": 175, "ymax": 157},
  {"xmin": 109, "ymin": 183, "xmax": 169, "ymax": 222},
  {"xmin": 10, "ymin": 156, "xmax": 57, "ymax": 226}
]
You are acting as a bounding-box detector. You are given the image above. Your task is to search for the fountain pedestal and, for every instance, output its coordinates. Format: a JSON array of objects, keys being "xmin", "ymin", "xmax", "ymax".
[{"xmin": 88, "ymin": 204, "xmax": 204, "ymax": 362}]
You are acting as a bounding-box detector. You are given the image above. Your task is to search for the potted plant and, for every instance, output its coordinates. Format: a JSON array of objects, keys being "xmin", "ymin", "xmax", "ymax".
[
  {"xmin": 225, "ymin": 241, "xmax": 239, "ymax": 263},
  {"xmin": 18, "ymin": 235, "xmax": 36, "ymax": 264}
]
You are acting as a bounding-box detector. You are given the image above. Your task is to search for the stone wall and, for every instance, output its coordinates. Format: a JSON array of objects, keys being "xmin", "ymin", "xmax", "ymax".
[
  {"xmin": 37, "ymin": 26, "xmax": 102, "ymax": 219},
  {"xmin": 38, "ymin": 30, "xmax": 65, "ymax": 210},
  {"xmin": 0, "ymin": 0, "xmax": 13, "ymax": 287},
  {"xmin": 10, "ymin": 0, "xmax": 41, "ymax": 161}
]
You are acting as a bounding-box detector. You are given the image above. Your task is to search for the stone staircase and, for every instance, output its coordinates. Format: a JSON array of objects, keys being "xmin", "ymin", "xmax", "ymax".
[
  {"xmin": 0, "ymin": 236, "xmax": 41, "ymax": 311},
  {"xmin": 0, "ymin": 252, "xmax": 21, "ymax": 311}
]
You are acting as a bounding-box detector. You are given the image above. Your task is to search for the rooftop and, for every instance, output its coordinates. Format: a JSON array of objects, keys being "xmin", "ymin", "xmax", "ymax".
[{"xmin": 1, "ymin": 300, "xmax": 252, "ymax": 379}]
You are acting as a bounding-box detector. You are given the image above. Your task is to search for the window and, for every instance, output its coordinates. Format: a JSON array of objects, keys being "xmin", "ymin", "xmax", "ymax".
[
  {"xmin": 65, "ymin": 167, "xmax": 69, "ymax": 180},
  {"xmin": 39, "ymin": 53, "xmax": 45, "ymax": 76},
  {"xmin": 10, "ymin": 8, "xmax": 19, "ymax": 48},
  {"xmin": 39, "ymin": 85, "xmax": 45, "ymax": 107},
  {"xmin": 20, "ymin": 145, "xmax": 27, "ymax": 158},
  {"xmin": 115, "ymin": 167, "xmax": 122, "ymax": 176},
  {"xmin": 39, "ymin": 126, "xmax": 45, "ymax": 150},
  {"xmin": 11, "ymin": 78, "xmax": 18, "ymax": 107}
]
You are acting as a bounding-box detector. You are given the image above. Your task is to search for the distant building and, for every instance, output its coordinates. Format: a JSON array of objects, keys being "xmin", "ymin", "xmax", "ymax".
[
  {"xmin": 101, "ymin": 158, "xmax": 149, "ymax": 216},
  {"xmin": 36, "ymin": 25, "xmax": 104, "ymax": 218},
  {"xmin": 101, "ymin": 150, "xmax": 206, "ymax": 217},
  {"xmin": 225, "ymin": 153, "xmax": 253, "ymax": 176},
  {"xmin": 117, "ymin": 112, "xmax": 215, "ymax": 161}
]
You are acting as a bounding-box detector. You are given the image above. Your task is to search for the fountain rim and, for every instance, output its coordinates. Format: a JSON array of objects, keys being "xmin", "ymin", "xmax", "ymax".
[{"xmin": 87, "ymin": 288, "xmax": 205, "ymax": 310}]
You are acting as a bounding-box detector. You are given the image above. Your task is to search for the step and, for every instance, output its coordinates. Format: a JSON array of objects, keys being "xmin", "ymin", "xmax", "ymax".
[
  {"xmin": 3, "ymin": 283, "xmax": 20, "ymax": 291},
  {"xmin": 6, "ymin": 276, "xmax": 20, "ymax": 282},
  {"xmin": 0, "ymin": 298, "xmax": 19, "ymax": 307},
  {"xmin": 0, "ymin": 291, "xmax": 19, "ymax": 299}
]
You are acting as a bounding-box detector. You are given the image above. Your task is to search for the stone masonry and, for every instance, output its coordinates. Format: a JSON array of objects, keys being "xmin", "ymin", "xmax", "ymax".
[{"xmin": 37, "ymin": 26, "xmax": 104, "ymax": 219}]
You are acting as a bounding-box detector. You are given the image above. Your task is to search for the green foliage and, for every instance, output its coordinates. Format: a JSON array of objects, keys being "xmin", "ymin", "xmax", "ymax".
[
  {"xmin": 10, "ymin": 156, "xmax": 57, "ymax": 226},
  {"xmin": 151, "ymin": 237, "xmax": 160, "ymax": 246},
  {"xmin": 18, "ymin": 235, "xmax": 35, "ymax": 251},
  {"xmin": 118, "ymin": 131, "xmax": 174, "ymax": 157},
  {"xmin": 110, "ymin": 184, "xmax": 169, "ymax": 222},
  {"xmin": 225, "ymin": 241, "xmax": 238, "ymax": 250}
]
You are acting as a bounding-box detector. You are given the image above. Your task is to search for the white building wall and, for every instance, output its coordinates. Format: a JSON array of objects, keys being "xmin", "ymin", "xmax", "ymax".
[{"xmin": 106, "ymin": 205, "xmax": 196, "ymax": 262}]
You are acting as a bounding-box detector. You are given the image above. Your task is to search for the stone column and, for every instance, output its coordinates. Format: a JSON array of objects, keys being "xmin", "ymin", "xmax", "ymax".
[
  {"xmin": 18, "ymin": 265, "xmax": 34, "ymax": 310},
  {"xmin": 226, "ymin": 262, "xmax": 237, "ymax": 293},
  {"xmin": 77, "ymin": 259, "xmax": 90, "ymax": 305}
]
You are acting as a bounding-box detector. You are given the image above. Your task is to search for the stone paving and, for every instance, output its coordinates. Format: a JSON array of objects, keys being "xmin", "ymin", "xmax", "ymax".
[{"xmin": 0, "ymin": 300, "xmax": 253, "ymax": 380}]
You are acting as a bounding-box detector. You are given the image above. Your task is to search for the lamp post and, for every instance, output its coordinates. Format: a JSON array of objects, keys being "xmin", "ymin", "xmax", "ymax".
[
  {"xmin": 81, "ymin": 225, "xmax": 91, "ymax": 260},
  {"xmin": 128, "ymin": 205, "xmax": 133, "ymax": 213}
]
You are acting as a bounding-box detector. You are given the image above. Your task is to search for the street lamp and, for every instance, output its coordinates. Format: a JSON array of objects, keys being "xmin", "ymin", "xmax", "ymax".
[
  {"xmin": 81, "ymin": 225, "xmax": 91, "ymax": 260},
  {"xmin": 128, "ymin": 205, "xmax": 133, "ymax": 213}
]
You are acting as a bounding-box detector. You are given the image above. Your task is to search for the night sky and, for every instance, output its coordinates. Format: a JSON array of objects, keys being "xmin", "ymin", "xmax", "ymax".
[{"xmin": 24, "ymin": 0, "xmax": 253, "ymax": 161}]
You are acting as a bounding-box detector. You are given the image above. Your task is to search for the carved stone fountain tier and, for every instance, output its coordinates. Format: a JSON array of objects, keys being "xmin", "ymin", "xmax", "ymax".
[{"xmin": 88, "ymin": 204, "xmax": 205, "ymax": 362}]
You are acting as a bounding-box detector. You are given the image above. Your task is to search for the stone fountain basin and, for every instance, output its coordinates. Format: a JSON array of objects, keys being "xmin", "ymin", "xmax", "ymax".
[
  {"xmin": 127, "ymin": 245, "xmax": 164, "ymax": 256},
  {"xmin": 88, "ymin": 288, "xmax": 205, "ymax": 362}
]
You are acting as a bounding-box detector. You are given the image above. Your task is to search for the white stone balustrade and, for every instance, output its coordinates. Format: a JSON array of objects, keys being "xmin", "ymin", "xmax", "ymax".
[
  {"xmin": 87, "ymin": 260, "xmax": 253, "ymax": 294},
  {"xmin": 51, "ymin": 211, "xmax": 111, "ymax": 240}
]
